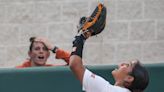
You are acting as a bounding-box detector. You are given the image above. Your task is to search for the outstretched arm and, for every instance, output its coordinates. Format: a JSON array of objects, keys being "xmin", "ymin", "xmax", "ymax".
[
  {"xmin": 69, "ymin": 34, "xmax": 88, "ymax": 84},
  {"xmin": 69, "ymin": 55, "xmax": 85, "ymax": 84},
  {"xmin": 70, "ymin": 1, "xmax": 106, "ymax": 88}
]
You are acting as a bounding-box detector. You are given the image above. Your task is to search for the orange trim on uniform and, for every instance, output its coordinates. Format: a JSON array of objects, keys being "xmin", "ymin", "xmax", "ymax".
[{"xmin": 55, "ymin": 48, "xmax": 71, "ymax": 65}]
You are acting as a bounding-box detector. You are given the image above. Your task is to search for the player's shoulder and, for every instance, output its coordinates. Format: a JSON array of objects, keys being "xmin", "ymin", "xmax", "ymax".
[{"xmin": 108, "ymin": 86, "xmax": 131, "ymax": 92}]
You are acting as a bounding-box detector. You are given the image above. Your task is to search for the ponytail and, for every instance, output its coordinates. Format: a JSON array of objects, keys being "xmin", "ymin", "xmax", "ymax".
[{"xmin": 128, "ymin": 60, "xmax": 149, "ymax": 92}]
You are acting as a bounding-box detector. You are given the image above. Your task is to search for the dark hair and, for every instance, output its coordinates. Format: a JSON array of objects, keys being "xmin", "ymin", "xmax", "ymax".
[
  {"xmin": 29, "ymin": 37, "xmax": 49, "ymax": 51},
  {"xmin": 29, "ymin": 37, "xmax": 36, "ymax": 51},
  {"xmin": 128, "ymin": 61, "xmax": 149, "ymax": 92}
]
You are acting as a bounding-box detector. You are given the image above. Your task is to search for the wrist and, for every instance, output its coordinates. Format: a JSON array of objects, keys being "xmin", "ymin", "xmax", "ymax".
[
  {"xmin": 71, "ymin": 34, "xmax": 86, "ymax": 58},
  {"xmin": 51, "ymin": 46, "xmax": 58, "ymax": 53}
]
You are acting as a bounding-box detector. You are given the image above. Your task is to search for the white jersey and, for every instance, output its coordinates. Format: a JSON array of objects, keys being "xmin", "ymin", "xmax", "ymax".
[{"xmin": 83, "ymin": 69, "xmax": 131, "ymax": 92}]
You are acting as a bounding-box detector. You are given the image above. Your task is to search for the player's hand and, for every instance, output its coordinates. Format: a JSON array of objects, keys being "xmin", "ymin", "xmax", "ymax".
[{"xmin": 34, "ymin": 37, "xmax": 54, "ymax": 50}]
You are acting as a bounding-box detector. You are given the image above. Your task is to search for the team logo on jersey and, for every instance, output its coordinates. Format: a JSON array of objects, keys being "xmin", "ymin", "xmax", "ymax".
[{"xmin": 91, "ymin": 73, "xmax": 95, "ymax": 78}]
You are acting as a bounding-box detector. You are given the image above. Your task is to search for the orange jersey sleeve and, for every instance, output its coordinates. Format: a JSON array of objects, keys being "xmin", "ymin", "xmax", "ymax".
[{"xmin": 55, "ymin": 48, "xmax": 71, "ymax": 65}]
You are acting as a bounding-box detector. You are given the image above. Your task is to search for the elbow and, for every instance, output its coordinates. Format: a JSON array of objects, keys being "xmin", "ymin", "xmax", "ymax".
[
  {"xmin": 69, "ymin": 55, "xmax": 82, "ymax": 71},
  {"xmin": 69, "ymin": 56, "xmax": 77, "ymax": 70},
  {"xmin": 69, "ymin": 55, "xmax": 85, "ymax": 83}
]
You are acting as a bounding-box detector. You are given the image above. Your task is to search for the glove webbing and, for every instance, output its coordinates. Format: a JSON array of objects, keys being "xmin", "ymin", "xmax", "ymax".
[{"xmin": 82, "ymin": 3, "xmax": 103, "ymax": 31}]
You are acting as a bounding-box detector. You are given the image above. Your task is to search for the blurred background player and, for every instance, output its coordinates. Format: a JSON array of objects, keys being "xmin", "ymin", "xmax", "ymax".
[{"xmin": 16, "ymin": 37, "xmax": 70, "ymax": 68}]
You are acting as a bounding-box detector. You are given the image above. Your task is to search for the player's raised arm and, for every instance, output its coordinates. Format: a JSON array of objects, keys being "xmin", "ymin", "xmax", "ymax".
[
  {"xmin": 69, "ymin": 34, "xmax": 87, "ymax": 84},
  {"xmin": 69, "ymin": 3, "xmax": 107, "ymax": 84}
]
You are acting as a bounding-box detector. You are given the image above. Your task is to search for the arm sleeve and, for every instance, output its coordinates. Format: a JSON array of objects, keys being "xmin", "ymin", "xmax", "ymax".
[{"xmin": 55, "ymin": 48, "xmax": 71, "ymax": 65}]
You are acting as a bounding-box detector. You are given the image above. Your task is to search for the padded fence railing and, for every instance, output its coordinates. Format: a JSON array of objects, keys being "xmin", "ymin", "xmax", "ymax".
[{"xmin": 0, "ymin": 64, "xmax": 163, "ymax": 92}]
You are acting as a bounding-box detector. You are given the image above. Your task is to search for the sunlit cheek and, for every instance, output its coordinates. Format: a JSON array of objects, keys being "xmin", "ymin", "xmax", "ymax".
[
  {"xmin": 32, "ymin": 51, "xmax": 39, "ymax": 55},
  {"xmin": 31, "ymin": 52, "xmax": 39, "ymax": 59},
  {"xmin": 120, "ymin": 67, "xmax": 129, "ymax": 74},
  {"xmin": 46, "ymin": 52, "xmax": 50, "ymax": 57},
  {"xmin": 30, "ymin": 53, "xmax": 36, "ymax": 58}
]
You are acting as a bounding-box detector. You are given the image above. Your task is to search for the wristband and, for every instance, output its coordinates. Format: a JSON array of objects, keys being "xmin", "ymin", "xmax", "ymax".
[
  {"xmin": 71, "ymin": 34, "xmax": 86, "ymax": 58},
  {"xmin": 51, "ymin": 46, "xmax": 58, "ymax": 53}
]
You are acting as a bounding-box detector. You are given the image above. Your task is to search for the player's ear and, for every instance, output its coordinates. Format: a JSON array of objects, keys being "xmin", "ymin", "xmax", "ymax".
[{"xmin": 124, "ymin": 75, "xmax": 134, "ymax": 87}]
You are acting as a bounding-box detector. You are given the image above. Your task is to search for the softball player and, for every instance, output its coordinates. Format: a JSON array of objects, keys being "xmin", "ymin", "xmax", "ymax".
[{"xmin": 69, "ymin": 2, "xmax": 149, "ymax": 92}]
